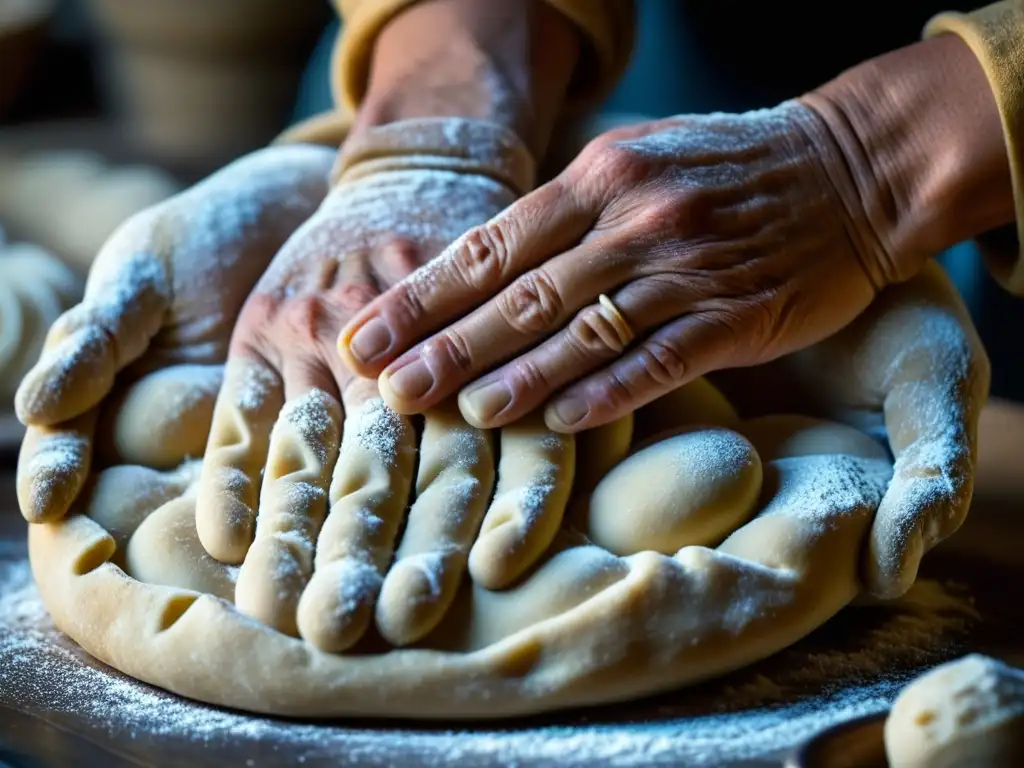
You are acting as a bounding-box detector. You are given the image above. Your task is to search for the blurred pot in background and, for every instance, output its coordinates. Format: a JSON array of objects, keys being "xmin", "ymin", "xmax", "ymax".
[
  {"xmin": 0, "ymin": 0, "xmax": 55, "ymax": 119},
  {"xmin": 83, "ymin": 0, "xmax": 331, "ymax": 168}
]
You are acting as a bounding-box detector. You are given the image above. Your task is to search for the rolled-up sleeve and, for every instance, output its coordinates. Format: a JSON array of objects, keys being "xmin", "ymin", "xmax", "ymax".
[
  {"xmin": 282, "ymin": 0, "xmax": 636, "ymax": 148},
  {"xmin": 926, "ymin": 2, "xmax": 1024, "ymax": 295}
]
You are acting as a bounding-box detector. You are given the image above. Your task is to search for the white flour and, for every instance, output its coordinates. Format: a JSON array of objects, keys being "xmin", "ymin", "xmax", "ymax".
[{"xmin": 0, "ymin": 554, "xmax": 975, "ymax": 767}]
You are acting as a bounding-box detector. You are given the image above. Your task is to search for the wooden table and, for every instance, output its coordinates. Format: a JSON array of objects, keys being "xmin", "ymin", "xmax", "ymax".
[{"xmin": 1, "ymin": 402, "xmax": 1023, "ymax": 768}]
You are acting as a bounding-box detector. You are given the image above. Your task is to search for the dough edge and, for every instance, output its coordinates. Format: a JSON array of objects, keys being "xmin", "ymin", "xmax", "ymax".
[{"xmin": 29, "ymin": 509, "xmax": 855, "ymax": 720}]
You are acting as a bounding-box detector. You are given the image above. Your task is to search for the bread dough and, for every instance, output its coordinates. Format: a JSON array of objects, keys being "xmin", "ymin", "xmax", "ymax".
[
  {"xmin": 0, "ymin": 240, "xmax": 82, "ymax": 400},
  {"xmin": 584, "ymin": 427, "xmax": 762, "ymax": 555},
  {"xmin": 97, "ymin": 364, "xmax": 222, "ymax": 468},
  {"xmin": 0, "ymin": 150, "xmax": 179, "ymax": 271},
  {"xmin": 739, "ymin": 414, "xmax": 890, "ymax": 463},
  {"xmin": 885, "ymin": 654, "xmax": 1024, "ymax": 768},
  {"xmin": 27, "ymin": 367, "xmax": 897, "ymax": 718}
]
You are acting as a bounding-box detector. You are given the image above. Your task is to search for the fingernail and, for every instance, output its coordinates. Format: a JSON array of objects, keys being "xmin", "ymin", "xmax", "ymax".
[
  {"xmin": 459, "ymin": 379, "xmax": 512, "ymax": 425},
  {"xmin": 547, "ymin": 396, "xmax": 588, "ymax": 429},
  {"xmin": 384, "ymin": 357, "xmax": 434, "ymax": 401},
  {"xmin": 346, "ymin": 317, "xmax": 392, "ymax": 364}
]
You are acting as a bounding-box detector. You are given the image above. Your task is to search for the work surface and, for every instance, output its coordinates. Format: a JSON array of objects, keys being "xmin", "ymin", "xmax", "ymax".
[{"xmin": 1, "ymin": 402, "xmax": 1023, "ymax": 768}]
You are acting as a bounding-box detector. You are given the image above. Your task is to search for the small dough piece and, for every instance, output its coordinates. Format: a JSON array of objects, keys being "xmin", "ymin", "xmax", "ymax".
[
  {"xmin": 97, "ymin": 364, "xmax": 223, "ymax": 468},
  {"xmin": 127, "ymin": 495, "xmax": 237, "ymax": 602},
  {"xmin": 885, "ymin": 654, "xmax": 1024, "ymax": 768},
  {"xmin": 83, "ymin": 461, "xmax": 199, "ymax": 556},
  {"xmin": 632, "ymin": 377, "xmax": 739, "ymax": 445},
  {"xmin": 740, "ymin": 414, "xmax": 890, "ymax": 462},
  {"xmin": 468, "ymin": 414, "xmax": 576, "ymax": 589},
  {"xmin": 585, "ymin": 428, "xmax": 762, "ymax": 556}
]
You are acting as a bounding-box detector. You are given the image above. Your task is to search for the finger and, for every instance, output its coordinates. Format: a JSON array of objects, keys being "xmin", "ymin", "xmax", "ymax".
[
  {"xmin": 543, "ymin": 313, "xmax": 738, "ymax": 433},
  {"xmin": 15, "ymin": 251, "xmax": 170, "ymax": 426},
  {"xmin": 457, "ymin": 278, "xmax": 687, "ymax": 428},
  {"xmin": 375, "ymin": 400, "xmax": 495, "ymax": 646},
  {"xmin": 468, "ymin": 413, "xmax": 575, "ymax": 590},
  {"xmin": 234, "ymin": 385, "xmax": 342, "ymax": 636},
  {"xmin": 297, "ymin": 382, "xmax": 417, "ymax": 652},
  {"xmin": 195, "ymin": 354, "xmax": 284, "ymax": 564},
  {"xmin": 17, "ymin": 410, "xmax": 97, "ymax": 523},
  {"xmin": 337, "ymin": 178, "xmax": 594, "ymax": 375},
  {"xmin": 866, "ymin": 338, "xmax": 986, "ymax": 600}
]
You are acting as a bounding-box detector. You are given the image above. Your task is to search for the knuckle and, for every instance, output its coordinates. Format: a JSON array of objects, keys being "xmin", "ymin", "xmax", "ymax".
[
  {"xmin": 334, "ymin": 281, "xmax": 379, "ymax": 314},
  {"xmin": 591, "ymin": 142, "xmax": 653, "ymax": 189},
  {"xmin": 509, "ymin": 357, "xmax": 549, "ymax": 396},
  {"xmin": 568, "ymin": 305, "xmax": 629, "ymax": 357},
  {"xmin": 449, "ymin": 222, "xmax": 510, "ymax": 293},
  {"xmin": 640, "ymin": 339, "xmax": 688, "ymax": 386},
  {"xmin": 284, "ymin": 295, "xmax": 328, "ymax": 340},
  {"xmin": 432, "ymin": 328, "xmax": 475, "ymax": 374},
  {"xmin": 496, "ymin": 269, "xmax": 564, "ymax": 334},
  {"xmin": 590, "ymin": 371, "xmax": 635, "ymax": 414},
  {"xmin": 394, "ymin": 279, "xmax": 427, "ymax": 327}
]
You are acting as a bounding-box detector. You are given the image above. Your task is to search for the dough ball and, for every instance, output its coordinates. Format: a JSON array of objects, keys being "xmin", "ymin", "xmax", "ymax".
[
  {"xmin": 632, "ymin": 377, "xmax": 739, "ymax": 445},
  {"xmin": 739, "ymin": 414, "xmax": 889, "ymax": 462},
  {"xmin": 98, "ymin": 364, "xmax": 222, "ymax": 469},
  {"xmin": 0, "ymin": 242, "xmax": 78, "ymax": 400},
  {"xmin": 585, "ymin": 427, "xmax": 762, "ymax": 556},
  {"xmin": 83, "ymin": 461, "xmax": 199, "ymax": 554},
  {"xmin": 126, "ymin": 495, "xmax": 237, "ymax": 602},
  {"xmin": 50, "ymin": 166, "xmax": 179, "ymax": 271},
  {"xmin": 0, "ymin": 278, "xmax": 23, "ymax": 382},
  {"xmin": 885, "ymin": 654, "xmax": 1024, "ymax": 768}
]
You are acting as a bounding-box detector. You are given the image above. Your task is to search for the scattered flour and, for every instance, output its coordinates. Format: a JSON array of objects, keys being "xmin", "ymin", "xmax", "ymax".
[
  {"xmin": 0, "ymin": 552, "xmax": 977, "ymax": 767},
  {"xmin": 354, "ymin": 399, "xmax": 407, "ymax": 468}
]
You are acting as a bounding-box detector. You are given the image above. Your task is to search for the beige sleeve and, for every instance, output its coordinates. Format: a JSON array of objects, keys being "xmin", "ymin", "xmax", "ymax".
[
  {"xmin": 281, "ymin": 0, "xmax": 636, "ymax": 147},
  {"xmin": 925, "ymin": 2, "xmax": 1024, "ymax": 295}
]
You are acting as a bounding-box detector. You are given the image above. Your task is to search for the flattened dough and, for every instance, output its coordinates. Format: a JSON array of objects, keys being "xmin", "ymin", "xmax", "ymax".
[
  {"xmin": 28, "ymin": 406, "xmax": 894, "ymax": 718},
  {"xmin": 885, "ymin": 654, "xmax": 1024, "ymax": 768}
]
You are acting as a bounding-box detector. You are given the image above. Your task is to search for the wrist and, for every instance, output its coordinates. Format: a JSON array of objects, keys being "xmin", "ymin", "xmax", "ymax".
[
  {"xmin": 803, "ymin": 35, "xmax": 1014, "ymax": 281},
  {"xmin": 351, "ymin": 0, "xmax": 580, "ymax": 161}
]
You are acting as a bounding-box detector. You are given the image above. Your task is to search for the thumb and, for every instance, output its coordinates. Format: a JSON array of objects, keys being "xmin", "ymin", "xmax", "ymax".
[
  {"xmin": 15, "ymin": 249, "xmax": 170, "ymax": 426},
  {"xmin": 864, "ymin": 331, "xmax": 989, "ymax": 600}
]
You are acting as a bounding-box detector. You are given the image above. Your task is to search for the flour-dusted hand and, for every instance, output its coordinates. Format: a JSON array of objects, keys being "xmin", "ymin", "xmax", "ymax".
[
  {"xmin": 336, "ymin": 101, "xmax": 905, "ymax": 430},
  {"xmin": 335, "ymin": 34, "xmax": 1005, "ymax": 434},
  {"xmin": 15, "ymin": 146, "xmax": 336, "ymax": 522},
  {"xmin": 193, "ymin": 119, "xmax": 573, "ymax": 648},
  {"xmin": 713, "ymin": 262, "xmax": 990, "ymax": 599}
]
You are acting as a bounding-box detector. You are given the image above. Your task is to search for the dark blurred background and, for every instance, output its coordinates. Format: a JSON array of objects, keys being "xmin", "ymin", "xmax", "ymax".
[{"xmin": 0, "ymin": 0, "xmax": 1019, "ymax": 446}]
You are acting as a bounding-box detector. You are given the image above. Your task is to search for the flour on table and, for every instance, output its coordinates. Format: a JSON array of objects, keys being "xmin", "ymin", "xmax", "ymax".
[{"xmin": 0, "ymin": 554, "xmax": 976, "ymax": 767}]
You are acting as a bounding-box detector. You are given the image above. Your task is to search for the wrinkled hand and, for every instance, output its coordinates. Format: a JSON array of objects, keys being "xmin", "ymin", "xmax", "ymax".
[
  {"xmin": 15, "ymin": 145, "xmax": 337, "ymax": 522},
  {"xmin": 337, "ymin": 102, "xmax": 916, "ymax": 432},
  {"xmin": 194, "ymin": 118, "xmax": 577, "ymax": 649},
  {"xmin": 711, "ymin": 261, "xmax": 990, "ymax": 598}
]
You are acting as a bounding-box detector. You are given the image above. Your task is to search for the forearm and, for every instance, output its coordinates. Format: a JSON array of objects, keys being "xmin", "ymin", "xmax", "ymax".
[
  {"xmin": 804, "ymin": 34, "xmax": 1014, "ymax": 278},
  {"xmin": 350, "ymin": 0, "xmax": 581, "ymax": 160}
]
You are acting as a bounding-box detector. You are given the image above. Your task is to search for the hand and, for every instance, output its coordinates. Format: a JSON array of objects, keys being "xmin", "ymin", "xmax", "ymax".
[
  {"xmin": 195, "ymin": 118, "xmax": 577, "ymax": 649},
  {"xmin": 335, "ymin": 33, "xmax": 1012, "ymax": 434},
  {"xmin": 335, "ymin": 101, "xmax": 901, "ymax": 431},
  {"xmin": 711, "ymin": 261, "xmax": 990, "ymax": 599},
  {"xmin": 15, "ymin": 145, "xmax": 337, "ymax": 522}
]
